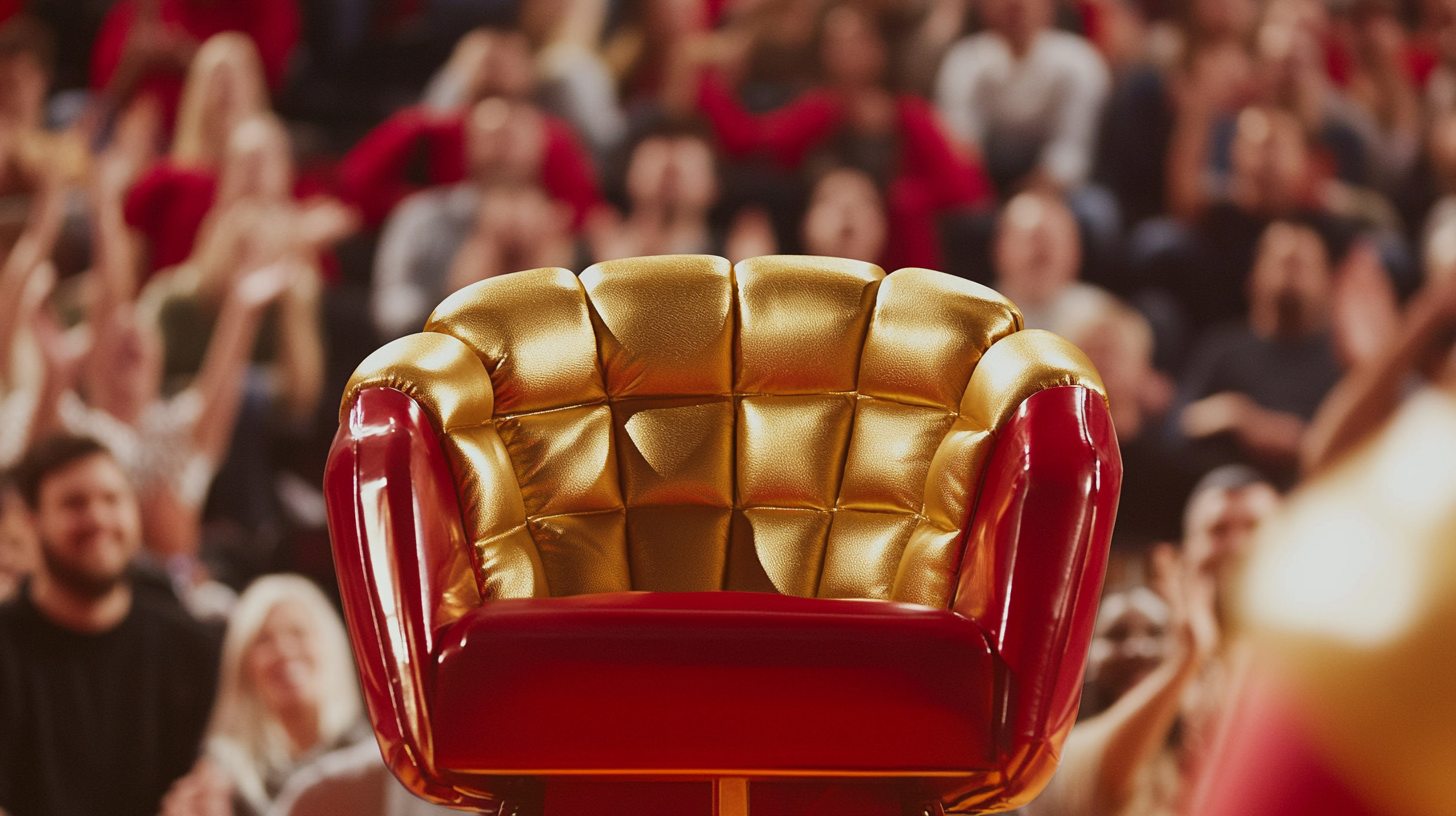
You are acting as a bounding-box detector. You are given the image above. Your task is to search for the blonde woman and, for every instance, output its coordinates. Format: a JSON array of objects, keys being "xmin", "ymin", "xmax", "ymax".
[
  {"xmin": 161, "ymin": 575, "xmax": 366, "ymax": 816},
  {"xmin": 126, "ymin": 33, "xmax": 270, "ymax": 275},
  {"xmin": 140, "ymin": 113, "xmax": 349, "ymax": 425}
]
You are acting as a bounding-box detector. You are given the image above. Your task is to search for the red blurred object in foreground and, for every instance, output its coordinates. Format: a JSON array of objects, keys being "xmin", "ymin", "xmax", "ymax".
[{"xmin": 1192, "ymin": 670, "xmax": 1382, "ymax": 816}]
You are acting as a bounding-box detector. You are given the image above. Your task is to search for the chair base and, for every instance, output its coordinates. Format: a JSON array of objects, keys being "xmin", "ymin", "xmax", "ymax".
[
  {"xmin": 714, "ymin": 779, "xmax": 749, "ymax": 816},
  {"xmin": 528, "ymin": 777, "xmax": 946, "ymax": 816}
]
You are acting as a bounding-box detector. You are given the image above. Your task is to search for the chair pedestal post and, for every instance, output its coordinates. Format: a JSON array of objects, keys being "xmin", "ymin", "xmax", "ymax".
[{"xmin": 713, "ymin": 778, "xmax": 748, "ymax": 816}]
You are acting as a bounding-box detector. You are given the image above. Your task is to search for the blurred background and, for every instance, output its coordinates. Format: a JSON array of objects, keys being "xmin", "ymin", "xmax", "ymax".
[{"xmin": 2, "ymin": 0, "xmax": 1455, "ymax": 814}]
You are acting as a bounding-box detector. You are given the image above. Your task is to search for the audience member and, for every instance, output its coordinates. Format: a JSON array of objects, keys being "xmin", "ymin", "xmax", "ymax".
[
  {"xmin": 336, "ymin": 36, "xmax": 603, "ymax": 230},
  {"xmin": 682, "ymin": 2, "xmax": 993, "ymax": 270},
  {"xmin": 89, "ymin": 0, "xmax": 299, "ymax": 123},
  {"xmin": 131, "ymin": 115, "xmax": 338, "ymax": 584},
  {"xmin": 124, "ymin": 32, "xmax": 269, "ymax": 275},
  {"xmin": 1174, "ymin": 465, "xmax": 1280, "ymax": 768},
  {"xmin": 993, "ymin": 191, "xmax": 1117, "ymax": 335},
  {"xmin": 1180, "ymin": 464, "xmax": 1282, "ymax": 629},
  {"xmin": 1155, "ymin": 104, "xmax": 1376, "ymax": 328},
  {"xmin": 161, "ymin": 574, "xmax": 364, "ymax": 816},
  {"xmin": 1025, "ymin": 466, "xmax": 1278, "ymax": 816},
  {"xmin": 449, "ymin": 183, "xmax": 578, "ymax": 292},
  {"xmin": 1063, "ymin": 296, "xmax": 1189, "ymax": 546},
  {"xmin": 1172, "ymin": 221, "xmax": 1344, "ymax": 483},
  {"xmin": 1020, "ymin": 544, "xmax": 1216, "ymax": 816},
  {"xmin": 141, "ymin": 114, "xmax": 336, "ymax": 424},
  {"xmin": 936, "ymin": 0, "xmax": 1111, "ymax": 196},
  {"xmin": 800, "ymin": 166, "xmax": 888, "ymax": 265},
  {"xmin": 0, "ymin": 16, "xmax": 88, "ymax": 263},
  {"xmin": 370, "ymin": 98, "xmax": 557, "ymax": 339},
  {"xmin": 0, "ymin": 16, "xmax": 61, "ymax": 196},
  {"xmin": 588, "ymin": 125, "xmax": 762, "ymax": 262},
  {"xmin": 0, "ymin": 434, "xmax": 221, "ymax": 816}
]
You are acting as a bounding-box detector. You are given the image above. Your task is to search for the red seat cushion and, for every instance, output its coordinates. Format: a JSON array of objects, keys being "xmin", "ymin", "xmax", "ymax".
[{"xmin": 432, "ymin": 591, "xmax": 998, "ymax": 775}]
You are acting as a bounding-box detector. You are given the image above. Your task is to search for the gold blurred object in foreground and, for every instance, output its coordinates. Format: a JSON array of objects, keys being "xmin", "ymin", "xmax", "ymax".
[{"xmin": 1240, "ymin": 387, "xmax": 1456, "ymax": 816}]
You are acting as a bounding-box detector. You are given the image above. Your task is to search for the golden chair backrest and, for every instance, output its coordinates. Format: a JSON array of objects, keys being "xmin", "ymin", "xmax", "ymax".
[{"xmin": 345, "ymin": 256, "xmax": 1099, "ymax": 615}]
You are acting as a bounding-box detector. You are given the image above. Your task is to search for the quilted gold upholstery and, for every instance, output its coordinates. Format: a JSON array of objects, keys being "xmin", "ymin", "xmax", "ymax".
[{"xmin": 343, "ymin": 256, "xmax": 1104, "ymax": 622}]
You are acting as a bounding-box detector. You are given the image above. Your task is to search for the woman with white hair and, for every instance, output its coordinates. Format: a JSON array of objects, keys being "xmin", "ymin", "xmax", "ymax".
[{"xmin": 160, "ymin": 574, "xmax": 367, "ymax": 816}]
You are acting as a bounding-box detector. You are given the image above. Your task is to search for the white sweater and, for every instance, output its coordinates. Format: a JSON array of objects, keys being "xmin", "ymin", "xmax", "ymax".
[{"xmin": 935, "ymin": 30, "xmax": 1111, "ymax": 188}]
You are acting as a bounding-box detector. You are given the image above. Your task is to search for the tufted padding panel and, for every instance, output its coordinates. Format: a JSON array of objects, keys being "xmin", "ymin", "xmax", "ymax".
[
  {"xmin": 580, "ymin": 255, "xmax": 735, "ymax": 398},
  {"xmin": 427, "ymin": 266, "xmax": 606, "ymax": 414},
  {"xmin": 424, "ymin": 267, "xmax": 620, "ymax": 598},
  {"xmin": 817, "ymin": 270, "xmax": 1022, "ymax": 602},
  {"xmin": 342, "ymin": 255, "xmax": 1105, "ymax": 609}
]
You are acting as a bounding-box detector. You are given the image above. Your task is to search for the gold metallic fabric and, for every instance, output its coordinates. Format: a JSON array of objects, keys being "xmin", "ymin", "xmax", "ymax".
[
  {"xmin": 857, "ymin": 269, "xmax": 1021, "ymax": 409},
  {"xmin": 581, "ymin": 255, "xmax": 734, "ymax": 398},
  {"xmin": 426, "ymin": 267, "xmax": 606, "ymax": 415},
  {"xmin": 734, "ymin": 256, "xmax": 883, "ymax": 394},
  {"xmin": 341, "ymin": 255, "xmax": 1106, "ymax": 609},
  {"xmin": 960, "ymin": 330, "xmax": 1106, "ymax": 432},
  {"xmin": 344, "ymin": 333, "xmax": 494, "ymax": 432}
]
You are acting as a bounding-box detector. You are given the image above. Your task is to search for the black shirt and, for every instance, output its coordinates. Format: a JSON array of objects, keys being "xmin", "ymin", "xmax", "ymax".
[
  {"xmin": 1169, "ymin": 323, "xmax": 1344, "ymax": 486},
  {"xmin": 0, "ymin": 581, "xmax": 222, "ymax": 816}
]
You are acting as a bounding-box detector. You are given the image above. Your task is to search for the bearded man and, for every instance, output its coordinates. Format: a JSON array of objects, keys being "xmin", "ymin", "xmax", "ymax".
[{"xmin": 0, "ymin": 435, "xmax": 220, "ymax": 816}]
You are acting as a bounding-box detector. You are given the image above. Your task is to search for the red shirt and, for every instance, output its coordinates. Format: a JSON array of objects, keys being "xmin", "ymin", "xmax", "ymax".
[
  {"xmin": 91, "ymin": 0, "xmax": 300, "ymax": 120},
  {"xmin": 698, "ymin": 76, "xmax": 994, "ymax": 270},
  {"xmin": 337, "ymin": 105, "xmax": 604, "ymax": 231},
  {"xmin": 124, "ymin": 160, "xmax": 218, "ymax": 273}
]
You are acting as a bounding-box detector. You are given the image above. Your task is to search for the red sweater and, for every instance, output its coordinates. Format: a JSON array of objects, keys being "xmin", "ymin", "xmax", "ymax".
[
  {"xmin": 698, "ymin": 76, "xmax": 993, "ymax": 270},
  {"xmin": 337, "ymin": 105, "xmax": 604, "ymax": 231},
  {"xmin": 124, "ymin": 159, "xmax": 339, "ymax": 280},
  {"xmin": 91, "ymin": 0, "xmax": 300, "ymax": 121},
  {"xmin": 124, "ymin": 160, "xmax": 217, "ymax": 273}
]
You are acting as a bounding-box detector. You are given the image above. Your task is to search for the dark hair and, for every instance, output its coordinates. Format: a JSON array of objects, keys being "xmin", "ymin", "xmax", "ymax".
[
  {"xmin": 610, "ymin": 116, "xmax": 720, "ymax": 197},
  {"xmin": 0, "ymin": 15, "xmax": 56, "ymax": 77},
  {"xmin": 627, "ymin": 116, "xmax": 715, "ymax": 153},
  {"xmin": 1188, "ymin": 464, "xmax": 1270, "ymax": 504},
  {"xmin": 12, "ymin": 435, "xmax": 114, "ymax": 510}
]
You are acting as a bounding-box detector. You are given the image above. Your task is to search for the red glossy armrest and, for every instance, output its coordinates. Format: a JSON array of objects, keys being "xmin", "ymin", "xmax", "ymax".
[
  {"xmin": 945, "ymin": 385, "xmax": 1121, "ymax": 810},
  {"xmin": 325, "ymin": 387, "xmax": 501, "ymax": 810}
]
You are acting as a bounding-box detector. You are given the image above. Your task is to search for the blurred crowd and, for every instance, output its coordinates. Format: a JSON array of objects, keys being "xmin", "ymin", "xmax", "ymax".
[{"xmin": 3, "ymin": 0, "xmax": 1456, "ymax": 814}]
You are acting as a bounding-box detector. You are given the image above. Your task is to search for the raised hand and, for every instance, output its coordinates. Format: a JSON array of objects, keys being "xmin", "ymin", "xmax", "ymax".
[
  {"xmin": 1180, "ymin": 391, "xmax": 1253, "ymax": 439},
  {"xmin": 231, "ymin": 260, "xmax": 299, "ymax": 311},
  {"xmin": 31, "ymin": 292, "xmax": 92, "ymax": 395},
  {"xmin": 1151, "ymin": 543, "xmax": 1220, "ymax": 667},
  {"xmin": 293, "ymin": 197, "xmax": 361, "ymax": 252}
]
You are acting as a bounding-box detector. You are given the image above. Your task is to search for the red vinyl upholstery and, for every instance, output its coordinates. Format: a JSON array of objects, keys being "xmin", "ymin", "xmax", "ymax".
[{"xmin": 432, "ymin": 591, "xmax": 997, "ymax": 774}]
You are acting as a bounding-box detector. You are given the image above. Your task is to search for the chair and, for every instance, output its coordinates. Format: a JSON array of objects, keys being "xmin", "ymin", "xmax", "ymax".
[{"xmin": 324, "ymin": 255, "xmax": 1121, "ymax": 816}]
